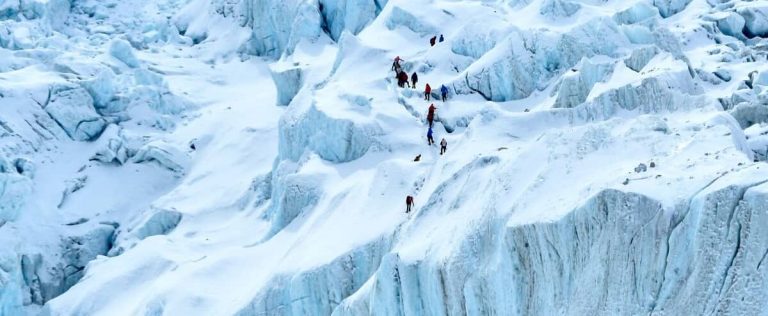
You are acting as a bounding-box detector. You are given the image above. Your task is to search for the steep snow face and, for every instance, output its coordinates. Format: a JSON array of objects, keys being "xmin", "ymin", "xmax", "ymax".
[{"xmin": 3, "ymin": 0, "xmax": 768, "ymax": 315}]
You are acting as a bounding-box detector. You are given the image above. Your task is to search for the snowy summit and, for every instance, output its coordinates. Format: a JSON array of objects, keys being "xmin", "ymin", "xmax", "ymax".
[{"xmin": 1, "ymin": 0, "xmax": 768, "ymax": 315}]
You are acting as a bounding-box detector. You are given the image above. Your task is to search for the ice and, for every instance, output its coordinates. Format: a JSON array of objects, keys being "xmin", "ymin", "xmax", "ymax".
[
  {"xmin": 108, "ymin": 38, "xmax": 140, "ymax": 68},
  {"xmin": 450, "ymin": 18, "xmax": 511, "ymax": 59},
  {"xmin": 320, "ymin": 0, "xmax": 378, "ymax": 41},
  {"xmin": 20, "ymin": 225, "xmax": 115, "ymax": 305},
  {"xmin": 456, "ymin": 17, "xmax": 627, "ymax": 101},
  {"xmin": 44, "ymin": 84, "xmax": 107, "ymax": 141},
  {"xmin": 730, "ymin": 102, "xmax": 768, "ymax": 129},
  {"xmin": 131, "ymin": 140, "xmax": 190, "ymax": 173},
  {"xmin": 552, "ymin": 57, "xmax": 615, "ymax": 108},
  {"xmin": 262, "ymin": 162, "xmax": 323, "ymax": 238},
  {"xmin": 80, "ymin": 69, "xmax": 117, "ymax": 110},
  {"xmin": 4, "ymin": 0, "xmax": 768, "ymax": 314},
  {"xmin": 755, "ymin": 70, "xmax": 768, "ymax": 87},
  {"xmin": 621, "ymin": 24, "xmax": 656, "ymax": 44},
  {"xmin": 91, "ymin": 125, "xmax": 129, "ymax": 165},
  {"xmin": 539, "ymin": 0, "xmax": 581, "ymax": 19},
  {"xmin": 271, "ymin": 67, "xmax": 303, "ymax": 106},
  {"xmin": 613, "ymin": 2, "xmax": 659, "ymax": 25},
  {"xmin": 652, "ymin": 0, "xmax": 692, "ymax": 18},
  {"xmin": 385, "ymin": 6, "xmax": 438, "ymax": 37},
  {"xmin": 737, "ymin": 3, "xmax": 768, "ymax": 38},
  {"xmin": 279, "ymin": 102, "xmax": 383, "ymax": 163},
  {"xmin": 711, "ymin": 11, "xmax": 746, "ymax": 39},
  {"xmin": 0, "ymin": 165, "xmax": 33, "ymax": 222},
  {"xmin": 624, "ymin": 46, "xmax": 659, "ymax": 72},
  {"xmin": 110, "ymin": 208, "xmax": 182, "ymax": 256}
]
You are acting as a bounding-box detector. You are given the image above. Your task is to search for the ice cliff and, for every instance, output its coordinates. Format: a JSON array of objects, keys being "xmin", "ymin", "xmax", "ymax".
[{"xmin": 2, "ymin": 0, "xmax": 768, "ymax": 315}]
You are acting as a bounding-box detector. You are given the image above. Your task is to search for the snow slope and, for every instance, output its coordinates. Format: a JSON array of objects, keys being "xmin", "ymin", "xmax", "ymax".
[{"xmin": 0, "ymin": 0, "xmax": 768, "ymax": 315}]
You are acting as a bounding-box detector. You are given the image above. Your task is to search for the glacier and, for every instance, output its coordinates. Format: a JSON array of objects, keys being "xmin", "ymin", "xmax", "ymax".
[{"xmin": 0, "ymin": 0, "xmax": 768, "ymax": 315}]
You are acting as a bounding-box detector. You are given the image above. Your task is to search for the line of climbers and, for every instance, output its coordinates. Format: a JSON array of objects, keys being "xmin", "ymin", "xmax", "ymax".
[
  {"xmin": 392, "ymin": 57, "xmax": 449, "ymax": 102},
  {"xmin": 392, "ymin": 51, "xmax": 451, "ymax": 214}
]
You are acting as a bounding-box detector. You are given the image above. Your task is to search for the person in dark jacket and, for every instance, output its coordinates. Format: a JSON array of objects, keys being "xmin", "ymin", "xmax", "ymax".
[
  {"xmin": 406, "ymin": 195, "xmax": 414, "ymax": 213},
  {"xmin": 411, "ymin": 72, "xmax": 418, "ymax": 89},
  {"xmin": 439, "ymin": 34, "xmax": 444, "ymax": 43},
  {"xmin": 427, "ymin": 127, "xmax": 434, "ymax": 146},
  {"xmin": 440, "ymin": 84, "xmax": 449, "ymax": 102},
  {"xmin": 424, "ymin": 83, "xmax": 432, "ymax": 101},
  {"xmin": 430, "ymin": 36, "xmax": 436, "ymax": 46}
]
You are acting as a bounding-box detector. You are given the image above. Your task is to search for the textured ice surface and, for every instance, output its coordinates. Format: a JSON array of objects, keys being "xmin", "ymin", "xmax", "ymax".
[{"xmin": 4, "ymin": 0, "xmax": 768, "ymax": 314}]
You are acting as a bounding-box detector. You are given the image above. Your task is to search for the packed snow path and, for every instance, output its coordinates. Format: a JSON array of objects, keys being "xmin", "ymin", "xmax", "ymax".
[{"xmin": 1, "ymin": 0, "xmax": 768, "ymax": 315}]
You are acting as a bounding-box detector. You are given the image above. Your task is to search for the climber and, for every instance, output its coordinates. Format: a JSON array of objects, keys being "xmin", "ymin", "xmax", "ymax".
[
  {"xmin": 440, "ymin": 138, "xmax": 447, "ymax": 155},
  {"xmin": 424, "ymin": 83, "xmax": 432, "ymax": 101},
  {"xmin": 439, "ymin": 34, "xmax": 444, "ymax": 43},
  {"xmin": 427, "ymin": 103, "xmax": 436, "ymax": 128},
  {"xmin": 411, "ymin": 72, "xmax": 418, "ymax": 89},
  {"xmin": 440, "ymin": 84, "xmax": 449, "ymax": 102},
  {"xmin": 427, "ymin": 127, "xmax": 435, "ymax": 146},
  {"xmin": 399, "ymin": 71, "xmax": 411, "ymax": 88},
  {"xmin": 430, "ymin": 36, "xmax": 436, "ymax": 46},
  {"xmin": 392, "ymin": 56, "xmax": 402, "ymax": 73},
  {"xmin": 414, "ymin": 154, "xmax": 421, "ymax": 162},
  {"xmin": 406, "ymin": 195, "xmax": 414, "ymax": 213}
]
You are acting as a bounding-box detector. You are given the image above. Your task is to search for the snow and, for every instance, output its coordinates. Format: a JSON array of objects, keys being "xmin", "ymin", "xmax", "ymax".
[{"xmin": 0, "ymin": 0, "xmax": 767, "ymax": 315}]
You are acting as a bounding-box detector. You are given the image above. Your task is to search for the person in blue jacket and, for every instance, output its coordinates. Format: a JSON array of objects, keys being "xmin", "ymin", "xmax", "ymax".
[
  {"xmin": 427, "ymin": 127, "xmax": 434, "ymax": 146},
  {"xmin": 440, "ymin": 84, "xmax": 449, "ymax": 102}
]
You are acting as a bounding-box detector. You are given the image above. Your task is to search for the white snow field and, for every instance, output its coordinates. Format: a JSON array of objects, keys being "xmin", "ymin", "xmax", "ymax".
[{"xmin": 1, "ymin": 0, "xmax": 768, "ymax": 314}]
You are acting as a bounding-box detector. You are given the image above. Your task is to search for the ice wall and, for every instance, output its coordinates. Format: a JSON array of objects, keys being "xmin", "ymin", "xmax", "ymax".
[
  {"xmin": 179, "ymin": 0, "xmax": 382, "ymax": 58},
  {"xmin": 454, "ymin": 17, "xmax": 628, "ymax": 102},
  {"xmin": 335, "ymin": 172, "xmax": 768, "ymax": 315}
]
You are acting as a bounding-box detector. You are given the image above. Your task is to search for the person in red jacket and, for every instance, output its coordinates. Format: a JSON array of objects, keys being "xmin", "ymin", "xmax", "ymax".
[
  {"xmin": 424, "ymin": 83, "xmax": 431, "ymax": 101},
  {"xmin": 430, "ymin": 36, "xmax": 436, "ymax": 46},
  {"xmin": 406, "ymin": 195, "xmax": 414, "ymax": 213},
  {"xmin": 398, "ymin": 71, "xmax": 410, "ymax": 88},
  {"xmin": 427, "ymin": 103, "xmax": 436, "ymax": 127}
]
